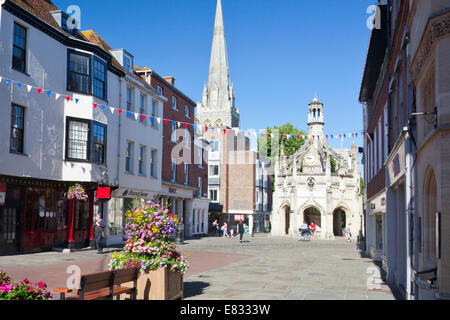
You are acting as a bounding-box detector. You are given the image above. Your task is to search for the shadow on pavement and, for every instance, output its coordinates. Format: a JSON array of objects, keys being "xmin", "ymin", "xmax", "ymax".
[{"xmin": 183, "ymin": 281, "xmax": 210, "ymax": 299}]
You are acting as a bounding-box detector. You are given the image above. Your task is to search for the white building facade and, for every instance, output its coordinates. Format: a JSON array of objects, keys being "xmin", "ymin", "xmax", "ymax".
[{"xmin": 271, "ymin": 98, "xmax": 363, "ymax": 240}]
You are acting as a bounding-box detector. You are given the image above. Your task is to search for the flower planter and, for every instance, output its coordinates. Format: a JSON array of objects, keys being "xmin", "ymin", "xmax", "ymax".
[{"xmin": 121, "ymin": 267, "xmax": 183, "ymax": 300}]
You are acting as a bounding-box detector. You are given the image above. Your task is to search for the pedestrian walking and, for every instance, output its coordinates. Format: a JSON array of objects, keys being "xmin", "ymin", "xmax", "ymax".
[
  {"xmin": 221, "ymin": 222, "xmax": 229, "ymax": 238},
  {"xmin": 238, "ymin": 220, "xmax": 245, "ymax": 243},
  {"xmin": 94, "ymin": 213, "xmax": 106, "ymax": 254},
  {"xmin": 212, "ymin": 219, "xmax": 219, "ymax": 236},
  {"xmin": 345, "ymin": 223, "xmax": 353, "ymax": 243}
]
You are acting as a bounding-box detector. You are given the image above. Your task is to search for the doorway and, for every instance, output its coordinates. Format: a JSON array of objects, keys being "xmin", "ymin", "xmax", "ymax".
[
  {"xmin": 284, "ymin": 206, "xmax": 290, "ymax": 235},
  {"xmin": 333, "ymin": 208, "xmax": 346, "ymax": 236},
  {"xmin": 303, "ymin": 207, "xmax": 321, "ymax": 227}
]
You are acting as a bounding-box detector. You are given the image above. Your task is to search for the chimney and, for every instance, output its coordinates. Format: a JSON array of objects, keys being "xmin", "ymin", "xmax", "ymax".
[{"xmin": 164, "ymin": 76, "xmax": 175, "ymax": 86}]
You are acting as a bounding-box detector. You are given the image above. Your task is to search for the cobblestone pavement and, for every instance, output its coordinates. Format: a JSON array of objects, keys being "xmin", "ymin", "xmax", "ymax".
[
  {"xmin": 180, "ymin": 234, "xmax": 400, "ymax": 300},
  {"xmin": 0, "ymin": 234, "xmax": 400, "ymax": 300}
]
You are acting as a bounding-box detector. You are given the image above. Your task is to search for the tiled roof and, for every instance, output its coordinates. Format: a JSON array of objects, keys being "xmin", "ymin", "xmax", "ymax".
[{"xmin": 81, "ymin": 30, "xmax": 156, "ymax": 92}]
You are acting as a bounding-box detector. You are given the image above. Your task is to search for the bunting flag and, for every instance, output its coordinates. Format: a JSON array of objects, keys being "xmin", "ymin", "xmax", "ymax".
[{"xmin": 0, "ymin": 74, "xmax": 365, "ymax": 141}]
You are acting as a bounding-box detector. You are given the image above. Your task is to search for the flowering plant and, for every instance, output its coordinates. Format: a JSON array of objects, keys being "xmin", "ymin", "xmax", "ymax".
[
  {"xmin": 67, "ymin": 184, "xmax": 88, "ymax": 201},
  {"xmin": 0, "ymin": 269, "xmax": 52, "ymax": 300},
  {"xmin": 108, "ymin": 201, "xmax": 189, "ymax": 275}
]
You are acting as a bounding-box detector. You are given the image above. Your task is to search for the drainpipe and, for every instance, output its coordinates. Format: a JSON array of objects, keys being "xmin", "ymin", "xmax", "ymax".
[{"xmin": 116, "ymin": 78, "xmax": 123, "ymax": 187}]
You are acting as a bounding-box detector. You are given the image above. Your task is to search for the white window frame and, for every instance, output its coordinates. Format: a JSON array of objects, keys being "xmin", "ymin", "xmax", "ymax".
[
  {"xmin": 185, "ymin": 105, "xmax": 190, "ymax": 118},
  {"xmin": 171, "ymin": 158, "xmax": 176, "ymax": 182},
  {"xmin": 151, "ymin": 100, "xmax": 158, "ymax": 128},
  {"xmin": 125, "ymin": 140, "xmax": 134, "ymax": 174},
  {"xmin": 209, "ymin": 188, "xmax": 219, "ymax": 203},
  {"xmin": 138, "ymin": 145, "xmax": 146, "ymax": 176},
  {"xmin": 172, "ymin": 96, "xmax": 177, "ymax": 110},
  {"xmin": 150, "ymin": 149, "xmax": 158, "ymax": 178},
  {"xmin": 184, "ymin": 163, "xmax": 189, "ymax": 185}
]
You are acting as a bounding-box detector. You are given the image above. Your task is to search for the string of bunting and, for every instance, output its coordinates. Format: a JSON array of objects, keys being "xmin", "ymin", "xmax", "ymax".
[{"xmin": 0, "ymin": 75, "xmax": 364, "ymax": 140}]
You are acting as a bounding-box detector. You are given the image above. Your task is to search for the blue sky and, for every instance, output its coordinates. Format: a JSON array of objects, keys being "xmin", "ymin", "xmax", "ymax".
[{"xmin": 54, "ymin": 0, "xmax": 374, "ymax": 151}]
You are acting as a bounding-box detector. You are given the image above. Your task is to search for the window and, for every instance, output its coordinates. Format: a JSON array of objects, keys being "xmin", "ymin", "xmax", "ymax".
[
  {"xmin": 171, "ymin": 158, "xmax": 176, "ymax": 182},
  {"xmin": 67, "ymin": 119, "xmax": 89, "ymax": 160},
  {"xmin": 198, "ymin": 177, "xmax": 203, "ymax": 197},
  {"xmin": 139, "ymin": 145, "xmax": 146, "ymax": 175},
  {"xmin": 150, "ymin": 149, "xmax": 157, "ymax": 178},
  {"xmin": 210, "ymin": 140, "xmax": 220, "ymax": 152},
  {"xmin": 123, "ymin": 54, "xmax": 132, "ymax": 72},
  {"xmin": 12, "ymin": 23, "xmax": 27, "ymax": 73},
  {"xmin": 184, "ymin": 163, "xmax": 189, "ymax": 185},
  {"xmin": 172, "ymin": 97, "xmax": 177, "ymax": 110},
  {"xmin": 151, "ymin": 100, "xmax": 158, "ymax": 128},
  {"xmin": 157, "ymin": 86, "xmax": 163, "ymax": 95},
  {"xmin": 171, "ymin": 121, "xmax": 177, "ymax": 143},
  {"xmin": 126, "ymin": 141, "xmax": 134, "ymax": 173},
  {"xmin": 91, "ymin": 122, "xmax": 106, "ymax": 164},
  {"xmin": 184, "ymin": 129, "xmax": 190, "ymax": 149},
  {"xmin": 93, "ymin": 58, "xmax": 107, "ymax": 100},
  {"xmin": 68, "ymin": 51, "xmax": 90, "ymax": 94},
  {"xmin": 209, "ymin": 165, "xmax": 219, "ymax": 176},
  {"xmin": 126, "ymin": 87, "xmax": 134, "ymax": 114},
  {"xmin": 10, "ymin": 104, "xmax": 25, "ymax": 153},
  {"xmin": 139, "ymin": 94, "xmax": 146, "ymax": 122},
  {"xmin": 209, "ymin": 189, "xmax": 218, "ymax": 202},
  {"xmin": 66, "ymin": 118, "xmax": 107, "ymax": 163},
  {"xmin": 198, "ymin": 148, "xmax": 203, "ymax": 168},
  {"xmin": 185, "ymin": 105, "xmax": 190, "ymax": 118}
]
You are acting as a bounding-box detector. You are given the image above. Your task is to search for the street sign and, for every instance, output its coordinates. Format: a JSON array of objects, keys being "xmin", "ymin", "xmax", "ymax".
[{"xmin": 0, "ymin": 183, "xmax": 6, "ymax": 205}]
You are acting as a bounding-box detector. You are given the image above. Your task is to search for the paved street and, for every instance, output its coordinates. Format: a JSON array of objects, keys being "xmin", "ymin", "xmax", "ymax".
[
  {"xmin": 0, "ymin": 234, "xmax": 399, "ymax": 300},
  {"xmin": 181, "ymin": 234, "xmax": 399, "ymax": 300}
]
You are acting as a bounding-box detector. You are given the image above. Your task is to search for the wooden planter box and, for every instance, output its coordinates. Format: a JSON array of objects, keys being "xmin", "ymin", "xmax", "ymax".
[{"xmin": 121, "ymin": 268, "xmax": 183, "ymax": 300}]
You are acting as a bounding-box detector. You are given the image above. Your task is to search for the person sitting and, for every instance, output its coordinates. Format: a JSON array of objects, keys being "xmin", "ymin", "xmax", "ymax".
[
  {"xmin": 309, "ymin": 222, "xmax": 316, "ymax": 236},
  {"xmin": 299, "ymin": 222, "xmax": 310, "ymax": 239}
]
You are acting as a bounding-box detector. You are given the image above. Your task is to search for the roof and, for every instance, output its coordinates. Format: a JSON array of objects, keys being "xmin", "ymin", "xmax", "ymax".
[
  {"xmin": 359, "ymin": 5, "xmax": 389, "ymax": 103},
  {"xmin": 81, "ymin": 30, "xmax": 156, "ymax": 93}
]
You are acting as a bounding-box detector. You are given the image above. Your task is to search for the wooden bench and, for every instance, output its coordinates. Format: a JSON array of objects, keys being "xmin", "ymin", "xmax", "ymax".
[{"xmin": 54, "ymin": 267, "xmax": 139, "ymax": 300}]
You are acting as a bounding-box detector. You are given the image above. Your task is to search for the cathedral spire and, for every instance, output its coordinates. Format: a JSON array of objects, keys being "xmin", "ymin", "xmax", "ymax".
[
  {"xmin": 196, "ymin": 0, "xmax": 240, "ymax": 129},
  {"xmin": 207, "ymin": 0, "xmax": 231, "ymax": 106}
]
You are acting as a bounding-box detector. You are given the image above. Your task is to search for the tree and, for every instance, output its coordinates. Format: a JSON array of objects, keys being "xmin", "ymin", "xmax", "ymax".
[{"xmin": 257, "ymin": 122, "xmax": 306, "ymax": 159}]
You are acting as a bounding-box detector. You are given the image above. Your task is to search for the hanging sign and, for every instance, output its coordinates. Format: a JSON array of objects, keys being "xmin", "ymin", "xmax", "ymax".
[
  {"xmin": 0, "ymin": 183, "xmax": 6, "ymax": 205},
  {"xmin": 96, "ymin": 187, "xmax": 111, "ymax": 199}
]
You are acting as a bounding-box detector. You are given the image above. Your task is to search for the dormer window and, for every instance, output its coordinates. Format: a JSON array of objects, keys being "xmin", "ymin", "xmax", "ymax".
[
  {"xmin": 123, "ymin": 54, "xmax": 132, "ymax": 72},
  {"xmin": 50, "ymin": 10, "xmax": 78, "ymax": 37}
]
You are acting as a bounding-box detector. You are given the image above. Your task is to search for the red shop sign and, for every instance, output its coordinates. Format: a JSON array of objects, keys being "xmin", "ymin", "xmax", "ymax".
[
  {"xmin": 96, "ymin": 187, "xmax": 110, "ymax": 199},
  {"xmin": 0, "ymin": 183, "xmax": 6, "ymax": 205}
]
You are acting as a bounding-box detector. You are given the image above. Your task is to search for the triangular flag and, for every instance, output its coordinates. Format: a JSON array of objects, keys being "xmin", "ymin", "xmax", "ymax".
[
  {"xmin": 118, "ymin": 109, "xmax": 123, "ymax": 116},
  {"xmin": 211, "ymin": 127, "xmax": 215, "ymax": 132},
  {"xmin": 47, "ymin": 91, "xmax": 52, "ymax": 98},
  {"xmin": 75, "ymin": 98, "xmax": 79, "ymax": 104},
  {"xmin": 110, "ymin": 107, "xmax": 115, "ymax": 114},
  {"xmin": 93, "ymin": 103, "xmax": 98, "ymax": 109},
  {"xmin": 37, "ymin": 88, "xmax": 42, "ymax": 94},
  {"xmin": 66, "ymin": 96, "xmax": 70, "ymax": 102},
  {"xmin": 355, "ymin": 133, "xmax": 358, "ymax": 137},
  {"xmin": 205, "ymin": 126, "xmax": 208, "ymax": 132},
  {"xmin": 6, "ymin": 80, "xmax": 11, "ymax": 87},
  {"xmin": 17, "ymin": 82, "xmax": 22, "ymax": 88},
  {"xmin": 223, "ymin": 129, "xmax": 227, "ymax": 134},
  {"xmin": 177, "ymin": 122, "xmax": 181, "ymax": 128},
  {"xmin": 156, "ymin": 118, "xmax": 161, "ymax": 125},
  {"xmin": 185, "ymin": 123, "xmax": 189, "ymax": 129},
  {"xmin": 142, "ymin": 115, "xmax": 146, "ymax": 121},
  {"xmin": 27, "ymin": 85, "xmax": 32, "ymax": 92},
  {"xmin": 164, "ymin": 119, "xmax": 168, "ymax": 126},
  {"xmin": 0, "ymin": 76, "xmax": 2, "ymax": 83},
  {"xmin": 281, "ymin": 135, "xmax": 284, "ymax": 140},
  {"xmin": 150, "ymin": 116, "xmax": 154, "ymax": 123},
  {"xmin": 312, "ymin": 135, "xmax": 315, "ymax": 139},
  {"xmin": 134, "ymin": 113, "xmax": 139, "ymax": 120},
  {"xmin": 326, "ymin": 135, "xmax": 329, "ymax": 139},
  {"xmin": 192, "ymin": 124, "xmax": 196, "ymax": 131},
  {"xmin": 266, "ymin": 133, "xmax": 269, "ymax": 139},
  {"xmin": 291, "ymin": 135, "xmax": 295, "ymax": 140},
  {"xmin": 101, "ymin": 105, "xmax": 106, "ymax": 110},
  {"xmin": 55, "ymin": 94, "xmax": 61, "ymax": 100},
  {"xmin": 127, "ymin": 111, "xmax": 132, "ymax": 117},
  {"xmin": 229, "ymin": 129, "xmax": 233, "ymax": 135}
]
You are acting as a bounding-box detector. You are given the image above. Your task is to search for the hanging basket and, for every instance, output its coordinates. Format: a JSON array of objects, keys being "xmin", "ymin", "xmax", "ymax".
[{"xmin": 67, "ymin": 184, "xmax": 88, "ymax": 201}]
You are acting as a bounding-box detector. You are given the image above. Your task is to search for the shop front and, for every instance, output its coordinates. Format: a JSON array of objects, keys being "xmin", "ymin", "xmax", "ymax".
[{"xmin": 0, "ymin": 175, "xmax": 97, "ymax": 255}]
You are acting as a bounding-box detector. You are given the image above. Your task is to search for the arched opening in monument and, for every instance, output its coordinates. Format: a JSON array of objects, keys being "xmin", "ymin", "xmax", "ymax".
[
  {"xmin": 283, "ymin": 206, "xmax": 290, "ymax": 235},
  {"xmin": 303, "ymin": 207, "xmax": 321, "ymax": 228},
  {"xmin": 333, "ymin": 208, "xmax": 347, "ymax": 236}
]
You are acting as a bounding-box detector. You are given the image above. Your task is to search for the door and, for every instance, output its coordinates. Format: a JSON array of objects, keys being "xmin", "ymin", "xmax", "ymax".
[{"xmin": 0, "ymin": 185, "xmax": 23, "ymax": 254}]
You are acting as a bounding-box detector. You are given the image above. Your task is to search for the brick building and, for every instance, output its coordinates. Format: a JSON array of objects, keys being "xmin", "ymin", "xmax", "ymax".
[{"xmin": 136, "ymin": 67, "xmax": 210, "ymax": 239}]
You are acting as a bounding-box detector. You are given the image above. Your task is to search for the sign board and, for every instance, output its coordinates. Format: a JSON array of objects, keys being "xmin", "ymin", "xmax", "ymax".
[
  {"xmin": 0, "ymin": 183, "xmax": 6, "ymax": 205},
  {"xmin": 96, "ymin": 187, "xmax": 110, "ymax": 199},
  {"xmin": 234, "ymin": 214, "xmax": 245, "ymax": 222}
]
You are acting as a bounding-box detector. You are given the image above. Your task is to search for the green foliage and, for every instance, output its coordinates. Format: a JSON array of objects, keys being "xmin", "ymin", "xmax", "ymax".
[{"xmin": 257, "ymin": 123, "xmax": 306, "ymax": 158}]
